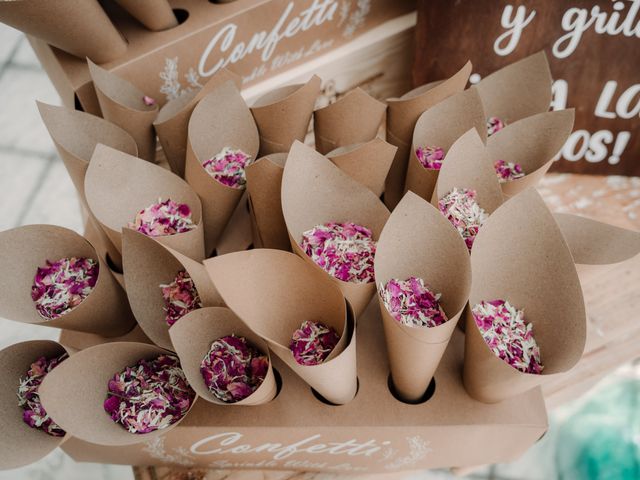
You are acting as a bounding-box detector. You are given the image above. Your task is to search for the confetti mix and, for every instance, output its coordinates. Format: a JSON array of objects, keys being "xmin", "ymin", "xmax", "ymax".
[
  {"xmin": 200, "ymin": 335, "xmax": 269, "ymax": 403},
  {"xmin": 202, "ymin": 147, "xmax": 253, "ymax": 189},
  {"xmin": 129, "ymin": 198, "xmax": 196, "ymax": 237},
  {"xmin": 415, "ymin": 146, "xmax": 445, "ymax": 170},
  {"xmin": 290, "ymin": 320, "xmax": 340, "ymax": 366},
  {"xmin": 17, "ymin": 353, "xmax": 68, "ymax": 437},
  {"xmin": 438, "ymin": 188, "xmax": 489, "ymax": 251},
  {"xmin": 487, "ymin": 116, "xmax": 506, "ymax": 137},
  {"xmin": 301, "ymin": 222, "xmax": 376, "ymax": 283},
  {"xmin": 380, "ymin": 277, "xmax": 447, "ymax": 328},
  {"xmin": 471, "ymin": 300, "xmax": 543, "ymax": 374},
  {"xmin": 142, "ymin": 95, "xmax": 156, "ymax": 106},
  {"xmin": 495, "ymin": 160, "xmax": 525, "ymax": 183},
  {"xmin": 104, "ymin": 355, "xmax": 195, "ymax": 434},
  {"xmin": 31, "ymin": 257, "xmax": 99, "ymax": 320},
  {"xmin": 160, "ymin": 270, "xmax": 202, "ymax": 327}
]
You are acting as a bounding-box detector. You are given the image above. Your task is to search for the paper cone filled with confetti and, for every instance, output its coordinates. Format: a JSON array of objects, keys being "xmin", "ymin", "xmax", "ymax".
[
  {"xmin": 326, "ymin": 138, "xmax": 397, "ymax": 197},
  {"xmin": 0, "ymin": 340, "xmax": 71, "ymax": 469},
  {"xmin": 384, "ymin": 61, "xmax": 471, "ymax": 208},
  {"xmin": 245, "ymin": 153, "xmax": 289, "ymax": 250},
  {"xmin": 115, "ymin": 0, "xmax": 177, "ymax": 30},
  {"xmin": 463, "ymin": 189, "xmax": 586, "ymax": 404},
  {"xmin": 186, "ymin": 81, "xmax": 259, "ymax": 254},
  {"xmin": 85, "ymin": 144, "xmax": 205, "ymax": 261},
  {"xmin": 0, "ymin": 225, "xmax": 135, "ymax": 336},
  {"xmin": 154, "ymin": 69, "xmax": 241, "ymax": 177},
  {"xmin": 405, "ymin": 88, "xmax": 486, "ymax": 202},
  {"xmin": 88, "ymin": 60, "xmax": 159, "ymax": 163},
  {"xmin": 375, "ymin": 192, "xmax": 471, "ymax": 402},
  {"xmin": 169, "ymin": 307, "xmax": 277, "ymax": 406},
  {"xmin": 313, "ymin": 88, "xmax": 386, "ymax": 155},
  {"xmin": 282, "ymin": 141, "xmax": 390, "ymax": 316},
  {"xmin": 205, "ymin": 249, "xmax": 357, "ymax": 405},
  {"xmin": 39, "ymin": 342, "xmax": 197, "ymax": 446},
  {"xmin": 250, "ymin": 75, "xmax": 321, "ymax": 156}
]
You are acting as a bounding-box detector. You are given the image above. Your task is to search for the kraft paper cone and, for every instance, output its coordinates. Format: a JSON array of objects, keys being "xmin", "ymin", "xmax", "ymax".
[
  {"xmin": 154, "ymin": 69, "xmax": 242, "ymax": 177},
  {"xmin": 282, "ymin": 141, "xmax": 390, "ymax": 316},
  {"xmin": 0, "ymin": 0, "xmax": 126, "ymax": 63},
  {"xmin": 385, "ymin": 61, "xmax": 472, "ymax": 209},
  {"xmin": 487, "ymin": 109, "xmax": 575, "ymax": 198},
  {"xmin": 122, "ymin": 228, "xmax": 223, "ymax": 351},
  {"xmin": 474, "ymin": 51, "xmax": 552, "ymax": 125},
  {"xmin": 313, "ymin": 88, "xmax": 386, "ymax": 154},
  {"xmin": 375, "ymin": 192, "xmax": 471, "ymax": 402},
  {"xmin": 0, "ymin": 340, "xmax": 71, "ymax": 470},
  {"xmin": 85, "ymin": 144, "xmax": 206, "ymax": 261},
  {"xmin": 0, "ymin": 225, "xmax": 135, "ymax": 336},
  {"xmin": 245, "ymin": 153, "xmax": 289, "ymax": 250},
  {"xmin": 204, "ymin": 249, "xmax": 357, "ymax": 405},
  {"xmin": 463, "ymin": 189, "xmax": 586, "ymax": 403},
  {"xmin": 433, "ymin": 129, "xmax": 504, "ymax": 215},
  {"xmin": 115, "ymin": 0, "xmax": 177, "ymax": 31},
  {"xmin": 326, "ymin": 138, "xmax": 397, "ymax": 197},
  {"xmin": 186, "ymin": 81, "xmax": 260, "ymax": 254},
  {"xmin": 169, "ymin": 307, "xmax": 277, "ymax": 406},
  {"xmin": 39, "ymin": 342, "xmax": 196, "ymax": 446},
  {"xmin": 405, "ymin": 88, "xmax": 486, "ymax": 202},
  {"xmin": 250, "ymin": 75, "xmax": 321, "ymax": 156},
  {"xmin": 88, "ymin": 60, "xmax": 159, "ymax": 163}
]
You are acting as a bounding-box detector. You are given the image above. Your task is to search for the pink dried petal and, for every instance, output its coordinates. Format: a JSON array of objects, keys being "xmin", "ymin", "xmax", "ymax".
[
  {"xmin": 289, "ymin": 320, "xmax": 340, "ymax": 366},
  {"xmin": 438, "ymin": 188, "xmax": 488, "ymax": 251},
  {"xmin": 128, "ymin": 198, "xmax": 196, "ymax": 237},
  {"xmin": 487, "ymin": 116, "xmax": 506, "ymax": 137},
  {"xmin": 159, "ymin": 270, "xmax": 202, "ymax": 327},
  {"xmin": 202, "ymin": 147, "xmax": 253, "ymax": 189},
  {"xmin": 494, "ymin": 160, "xmax": 525, "ymax": 183},
  {"xmin": 200, "ymin": 335, "xmax": 268, "ymax": 403},
  {"xmin": 380, "ymin": 276, "xmax": 447, "ymax": 327},
  {"xmin": 17, "ymin": 353, "xmax": 68, "ymax": 436},
  {"xmin": 143, "ymin": 95, "xmax": 156, "ymax": 106},
  {"xmin": 415, "ymin": 146, "xmax": 445, "ymax": 170},
  {"xmin": 471, "ymin": 299, "xmax": 543, "ymax": 374},
  {"xmin": 300, "ymin": 222, "xmax": 376, "ymax": 284}
]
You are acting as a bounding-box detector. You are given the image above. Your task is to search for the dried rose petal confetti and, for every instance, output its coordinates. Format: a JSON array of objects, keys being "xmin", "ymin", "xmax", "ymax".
[
  {"xmin": 200, "ymin": 335, "xmax": 269, "ymax": 403},
  {"xmin": 380, "ymin": 276, "xmax": 447, "ymax": 328},
  {"xmin": 142, "ymin": 95, "xmax": 156, "ymax": 106},
  {"xmin": 494, "ymin": 160, "xmax": 525, "ymax": 183},
  {"xmin": 31, "ymin": 257, "xmax": 99, "ymax": 320},
  {"xmin": 128, "ymin": 198, "xmax": 196, "ymax": 237},
  {"xmin": 104, "ymin": 354, "xmax": 195, "ymax": 434},
  {"xmin": 487, "ymin": 116, "xmax": 506, "ymax": 137},
  {"xmin": 438, "ymin": 188, "xmax": 489, "ymax": 251},
  {"xmin": 471, "ymin": 299, "xmax": 543, "ymax": 374},
  {"xmin": 289, "ymin": 320, "xmax": 340, "ymax": 366},
  {"xmin": 301, "ymin": 222, "xmax": 376, "ymax": 283},
  {"xmin": 160, "ymin": 270, "xmax": 202, "ymax": 327},
  {"xmin": 202, "ymin": 147, "xmax": 253, "ymax": 189},
  {"xmin": 17, "ymin": 353, "xmax": 68, "ymax": 436},
  {"xmin": 415, "ymin": 146, "xmax": 445, "ymax": 170}
]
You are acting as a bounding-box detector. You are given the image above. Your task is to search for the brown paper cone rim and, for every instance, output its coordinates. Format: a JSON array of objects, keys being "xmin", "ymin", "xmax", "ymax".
[{"xmin": 251, "ymin": 75, "xmax": 321, "ymax": 109}]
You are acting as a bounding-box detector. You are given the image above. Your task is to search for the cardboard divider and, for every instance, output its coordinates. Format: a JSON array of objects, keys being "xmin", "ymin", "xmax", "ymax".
[
  {"xmin": 486, "ymin": 109, "xmax": 575, "ymax": 198},
  {"xmin": 0, "ymin": 225, "xmax": 135, "ymax": 336},
  {"xmin": 122, "ymin": 228, "xmax": 223, "ymax": 351},
  {"xmin": 204, "ymin": 249, "xmax": 357, "ymax": 405},
  {"xmin": 281, "ymin": 141, "xmax": 390, "ymax": 316},
  {"xmin": 85, "ymin": 144, "xmax": 206, "ymax": 261},
  {"xmin": 115, "ymin": 0, "xmax": 178, "ymax": 31},
  {"xmin": 154, "ymin": 69, "xmax": 242, "ymax": 177},
  {"xmin": 0, "ymin": 340, "xmax": 71, "ymax": 470},
  {"xmin": 313, "ymin": 88, "xmax": 386, "ymax": 155},
  {"xmin": 464, "ymin": 189, "xmax": 586, "ymax": 403},
  {"xmin": 0, "ymin": 0, "xmax": 126, "ymax": 63},
  {"xmin": 384, "ymin": 61, "xmax": 472, "ymax": 209},
  {"xmin": 169, "ymin": 307, "xmax": 277, "ymax": 406},
  {"xmin": 185, "ymin": 81, "xmax": 259, "ymax": 255},
  {"xmin": 39, "ymin": 342, "xmax": 197, "ymax": 446},
  {"xmin": 326, "ymin": 138, "xmax": 397, "ymax": 196},
  {"xmin": 250, "ymin": 75, "xmax": 321, "ymax": 156},
  {"xmin": 473, "ymin": 51, "xmax": 552, "ymax": 125},
  {"xmin": 88, "ymin": 60, "xmax": 159, "ymax": 162},
  {"xmin": 245, "ymin": 153, "xmax": 290, "ymax": 250},
  {"xmin": 375, "ymin": 192, "xmax": 471, "ymax": 402},
  {"xmin": 405, "ymin": 88, "xmax": 486, "ymax": 202}
]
